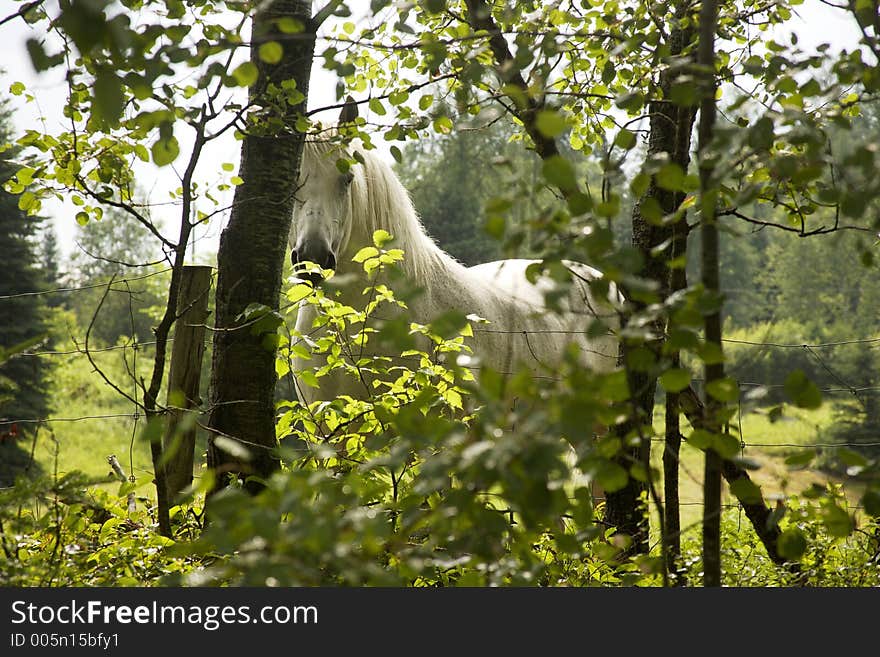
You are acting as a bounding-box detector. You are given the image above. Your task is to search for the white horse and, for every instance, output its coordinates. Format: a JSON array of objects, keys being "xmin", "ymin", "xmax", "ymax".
[{"xmin": 289, "ymin": 109, "xmax": 619, "ymax": 406}]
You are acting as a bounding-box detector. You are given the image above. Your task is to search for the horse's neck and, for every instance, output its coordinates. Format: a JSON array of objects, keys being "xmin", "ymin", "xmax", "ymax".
[{"xmin": 335, "ymin": 225, "xmax": 484, "ymax": 324}]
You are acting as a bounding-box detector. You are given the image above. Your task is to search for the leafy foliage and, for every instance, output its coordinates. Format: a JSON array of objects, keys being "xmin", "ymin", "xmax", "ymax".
[
  {"xmin": 4, "ymin": 0, "xmax": 880, "ymax": 586},
  {"xmin": 67, "ymin": 207, "xmax": 169, "ymax": 345},
  {"xmin": 680, "ymin": 492, "xmax": 880, "ymax": 587},
  {"xmin": 0, "ymin": 100, "xmax": 51, "ymax": 482},
  {"xmin": 0, "ymin": 471, "xmax": 197, "ymax": 586},
  {"xmin": 194, "ymin": 238, "xmax": 639, "ymax": 585}
]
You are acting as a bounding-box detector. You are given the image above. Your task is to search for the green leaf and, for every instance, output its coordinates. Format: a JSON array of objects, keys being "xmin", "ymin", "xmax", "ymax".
[
  {"xmin": 26, "ymin": 38, "xmax": 63, "ymax": 71},
  {"xmin": 286, "ymin": 283, "xmax": 314, "ymax": 304},
  {"xmin": 836, "ymin": 447, "xmax": 867, "ymax": 469},
  {"xmin": 18, "ymin": 167, "xmax": 35, "ymax": 185},
  {"xmin": 821, "ymin": 503, "xmax": 853, "ymax": 538},
  {"xmin": 656, "ymin": 163, "xmax": 686, "ymax": 192},
  {"xmin": 714, "ymin": 432, "xmax": 742, "ymax": 459},
  {"xmin": 748, "ymin": 117, "xmax": 775, "ymax": 151},
  {"xmin": 231, "ymin": 62, "xmax": 259, "ymax": 87},
  {"xmin": 594, "ymin": 462, "xmax": 629, "ymax": 493},
  {"xmin": 784, "ymin": 449, "xmax": 816, "ymax": 467},
  {"xmin": 615, "ymin": 91, "xmax": 644, "ymax": 112},
  {"xmin": 94, "ymin": 67, "xmax": 125, "ymax": 128},
  {"xmin": 669, "ymin": 82, "xmax": 698, "ymax": 107},
  {"xmin": 630, "ymin": 172, "xmax": 650, "ymax": 197},
  {"xmin": 729, "ymin": 478, "xmax": 763, "ymax": 504},
  {"xmin": 372, "ymin": 229, "xmax": 393, "ymax": 247},
  {"xmin": 614, "ymin": 128, "xmax": 636, "ymax": 150},
  {"xmin": 259, "ymin": 41, "xmax": 283, "ymax": 64},
  {"xmin": 600, "ymin": 370, "xmax": 630, "ymax": 402},
  {"xmin": 428, "ymin": 311, "xmax": 468, "ymax": 339},
  {"xmin": 659, "ymin": 368, "xmax": 691, "ymax": 392},
  {"xmin": 432, "ymin": 115, "xmax": 453, "ymax": 134},
  {"xmin": 18, "ymin": 191, "xmax": 37, "ymax": 213},
  {"xmin": 151, "ymin": 135, "xmax": 180, "ymax": 166},
  {"xmin": 784, "ymin": 370, "xmax": 822, "ymax": 409},
  {"xmin": 566, "ymin": 191, "xmax": 592, "ymax": 216},
  {"xmin": 778, "ymin": 528, "xmax": 807, "ymax": 561},
  {"xmin": 601, "ymin": 60, "xmax": 615, "ymax": 84},
  {"xmin": 352, "ymin": 246, "xmax": 379, "ymax": 263},
  {"xmin": 277, "ymin": 17, "xmax": 304, "ymax": 33},
  {"xmin": 541, "ymin": 155, "xmax": 577, "ymax": 192},
  {"xmin": 484, "ymin": 214, "xmax": 505, "ymax": 239},
  {"xmin": 706, "ymin": 377, "xmax": 739, "ymax": 402},
  {"xmin": 535, "ymin": 110, "xmax": 567, "ymax": 138},
  {"xmin": 687, "ymin": 429, "xmax": 714, "ymax": 450},
  {"xmin": 862, "ymin": 489, "xmax": 880, "ymax": 517}
]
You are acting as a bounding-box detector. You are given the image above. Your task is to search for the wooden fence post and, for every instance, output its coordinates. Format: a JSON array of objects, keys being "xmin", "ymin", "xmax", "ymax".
[{"xmin": 163, "ymin": 265, "xmax": 212, "ymax": 501}]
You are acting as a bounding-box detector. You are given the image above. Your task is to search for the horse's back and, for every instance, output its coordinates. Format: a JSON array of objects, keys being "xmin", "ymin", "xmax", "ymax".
[{"xmin": 464, "ymin": 258, "xmax": 619, "ymax": 373}]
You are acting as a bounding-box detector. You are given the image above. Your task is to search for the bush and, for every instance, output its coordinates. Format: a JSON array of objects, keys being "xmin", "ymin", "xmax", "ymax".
[
  {"xmin": 0, "ymin": 471, "xmax": 200, "ymax": 586},
  {"xmin": 679, "ymin": 489, "xmax": 880, "ymax": 587}
]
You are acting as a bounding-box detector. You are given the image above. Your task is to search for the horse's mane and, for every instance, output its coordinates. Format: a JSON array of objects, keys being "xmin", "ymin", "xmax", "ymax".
[{"xmin": 302, "ymin": 134, "xmax": 456, "ymax": 282}]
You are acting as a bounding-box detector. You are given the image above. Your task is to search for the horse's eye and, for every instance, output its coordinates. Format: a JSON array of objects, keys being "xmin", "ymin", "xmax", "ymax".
[{"xmin": 341, "ymin": 171, "xmax": 355, "ymax": 187}]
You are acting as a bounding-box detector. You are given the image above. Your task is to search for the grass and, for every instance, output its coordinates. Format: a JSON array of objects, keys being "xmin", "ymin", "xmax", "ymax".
[
  {"xmin": 649, "ymin": 401, "xmax": 863, "ymax": 527},
  {"xmin": 31, "ymin": 336, "xmax": 156, "ymax": 492},
  {"xmin": 22, "ymin": 318, "xmax": 868, "ymax": 535}
]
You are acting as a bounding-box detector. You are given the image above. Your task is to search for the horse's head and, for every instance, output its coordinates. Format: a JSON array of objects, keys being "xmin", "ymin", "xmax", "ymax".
[{"xmin": 290, "ymin": 100, "xmax": 362, "ymax": 286}]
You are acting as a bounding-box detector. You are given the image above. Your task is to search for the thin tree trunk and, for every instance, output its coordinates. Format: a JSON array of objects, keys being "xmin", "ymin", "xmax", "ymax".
[
  {"xmin": 206, "ymin": 0, "xmax": 315, "ymax": 494},
  {"xmin": 609, "ymin": 4, "xmax": 697, "ymax": 554},
  {"xmin": 678, "ymin": 386, "xmax": 788, "ymax": 566},
  {"xmin": 144, "ymin": 109, "xmax": 210, "ymax": 536},
  {"xmin": 162, "ymin": 265, "xmax": 212, "ymax": 500},
  {"xmin": 665, "ymin": 204, "xmax": 691, "ymax": 582},
  {"xmin": 696, "ymin": 0, "xmax": 723, "ymax": 587},
  {"xmin": 664, "ymin": 367, "xmax": 683, "ymax": 580},
  {"xmin": 462, "ymin": 0, "xmax": 703, "ymax": 554}
]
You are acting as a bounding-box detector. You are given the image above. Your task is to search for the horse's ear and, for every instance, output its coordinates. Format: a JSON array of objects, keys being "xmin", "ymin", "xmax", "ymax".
[{"xmin": 339, "ymin": 96, "xmax": 358, "ymax": 124}]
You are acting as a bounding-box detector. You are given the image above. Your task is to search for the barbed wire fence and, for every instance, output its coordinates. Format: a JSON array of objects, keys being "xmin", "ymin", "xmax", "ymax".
[
  {"xmin": 0, "ymin": 266, "xmax": 204, "ymax": 491},
  {"xmin": 2, "ymin": 273, "xmax": 878, "ymax": 544}
]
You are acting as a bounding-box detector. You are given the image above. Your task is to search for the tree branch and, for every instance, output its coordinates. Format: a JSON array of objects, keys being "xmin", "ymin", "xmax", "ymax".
[
  {"xmin": 0, "ymin": 0, "xmax": 43, "ymax": 28},
  {"xmin": 463, "ymin": 0, "xmax": 562, "ymax": 164},
  {"xmin": 718, "ymin": 208, "xmax": 875, "ymax": 236},
  {"xmin": 311, "ymin": 0, "xmax": 346, "ymax": 29}
]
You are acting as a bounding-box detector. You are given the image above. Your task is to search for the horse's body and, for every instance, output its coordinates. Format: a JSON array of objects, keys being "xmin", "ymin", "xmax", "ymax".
[{"xmin": 289, "ymin": 128, "xmax": 618, "ymax": 405}]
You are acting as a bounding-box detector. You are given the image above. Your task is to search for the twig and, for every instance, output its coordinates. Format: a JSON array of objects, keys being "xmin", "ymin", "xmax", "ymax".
[{"xmin": 107, "ymin": 455, "xmax": 137, "ymax": 514}]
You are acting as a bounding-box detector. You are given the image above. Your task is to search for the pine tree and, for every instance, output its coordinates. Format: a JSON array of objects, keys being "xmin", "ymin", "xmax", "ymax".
[
  {"xmin": 0, "ymin": 102, "xmax": 51, "ymax": 437},
  {"xmin": 39, "ymin": 223, "xmax": 63, "ymax": 306},
  {"xmin": 67, "ymin": 205, "xmax": 165, "ymax": 344},
  {"xmin": 395, "ymin": 121, "xmax": 521, "ymax": 266}
]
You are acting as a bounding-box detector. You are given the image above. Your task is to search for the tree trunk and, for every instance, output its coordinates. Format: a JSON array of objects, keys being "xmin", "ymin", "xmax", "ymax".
[
  {"xmin": 162, "ymin": 265, "xmax": 212, "ymax": 500},
  {"xmin": 206, "ymin": 0, "xmax": 315, "ymax": 494},
  {"xmin": 665, "ymin": 174, "xmax": 692, "ymax": 582},
  {"xmin": 696, "ymin": 0, "xmax": 723, "ymax": 587},
  {"xmin": 608, "ymin": 5, "xmax": 697, "ymax": 554},
  {"xmin": 678, "ymin": 386, "xmax": 788, "ymax": 566}
]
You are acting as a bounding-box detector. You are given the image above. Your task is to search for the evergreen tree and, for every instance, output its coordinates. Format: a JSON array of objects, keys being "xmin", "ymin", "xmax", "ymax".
[
  {"xmin": 38, "ymin": 223, "xmax": 64, "ymax": 307},
  {"xmin": 0, "ymin": 102, "xmax": 51, "ymax": 435},
  {"xmin": 396, "ymin": 118, "xmax": 605, "ymax": 266},
  {"xmin": 67, "ymin": 205, "xmax": 165, "ymax": 344},
  {"xmin": 396, "ymin": 125, "xmax": 505, "ymax": 265}
]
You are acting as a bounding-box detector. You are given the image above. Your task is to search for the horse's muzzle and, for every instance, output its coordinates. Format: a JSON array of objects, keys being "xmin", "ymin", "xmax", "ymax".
[{"xmin": 291, "ymin": 246, "xmax": 336, "ymax": 286}]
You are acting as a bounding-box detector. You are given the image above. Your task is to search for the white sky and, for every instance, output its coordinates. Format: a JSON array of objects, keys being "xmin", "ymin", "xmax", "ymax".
[{"xmin": 0, "ymin": 0, "xmax": 865, "ymax": 263}]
